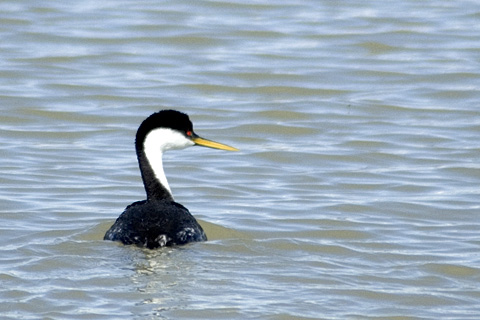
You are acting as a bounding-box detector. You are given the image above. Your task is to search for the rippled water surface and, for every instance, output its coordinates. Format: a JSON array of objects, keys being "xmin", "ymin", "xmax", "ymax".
[{"xmin": 1, "ymin": 0, "xmax": 480, "ymax": 319}]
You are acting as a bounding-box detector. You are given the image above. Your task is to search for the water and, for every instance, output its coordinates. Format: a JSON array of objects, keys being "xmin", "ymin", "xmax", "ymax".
[{"xmin": 1, "ymin": 0, "xmax": 479, "ymax": 319}]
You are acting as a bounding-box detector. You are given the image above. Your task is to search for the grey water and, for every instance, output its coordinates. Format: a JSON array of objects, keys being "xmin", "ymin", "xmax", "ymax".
[{"xmin": 1, "ymin": 0, "xmax": 479, "ymax": 319}]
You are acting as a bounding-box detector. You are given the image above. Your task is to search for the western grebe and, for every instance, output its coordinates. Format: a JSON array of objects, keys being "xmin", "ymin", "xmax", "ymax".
[{"xmin": 104, "ymin": 110, "xmax": 238, "ymax": 249}]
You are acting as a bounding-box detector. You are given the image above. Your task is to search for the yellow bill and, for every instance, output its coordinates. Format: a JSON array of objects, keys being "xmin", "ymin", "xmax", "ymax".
[{"xmin": 192, "ymin": 135, "xmax": 238, "ymax": 151}]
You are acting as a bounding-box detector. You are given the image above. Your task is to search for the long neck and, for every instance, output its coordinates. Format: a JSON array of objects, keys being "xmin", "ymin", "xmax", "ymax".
[
  {"xmin": 136, "ymin": 141, "xmax": 174, "ymax": 202},
  {"xmin": 135, "ymin": 127, "xmax": 195, "ymax": 201}
]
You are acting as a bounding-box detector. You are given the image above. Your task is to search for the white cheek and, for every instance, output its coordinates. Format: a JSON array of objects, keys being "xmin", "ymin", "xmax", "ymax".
[
  {"xmin": 145, "ymin": 128, "xmax": 194, "ymax": 152},
  {"xmin": 143, "ymin": 128, "xmax": 195, "ymax": 196}
]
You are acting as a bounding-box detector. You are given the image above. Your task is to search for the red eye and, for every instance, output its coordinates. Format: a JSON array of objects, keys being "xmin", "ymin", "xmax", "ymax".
[{"xmin": 186, "ymin": 131, "xmax": 192, "ymax": 137}]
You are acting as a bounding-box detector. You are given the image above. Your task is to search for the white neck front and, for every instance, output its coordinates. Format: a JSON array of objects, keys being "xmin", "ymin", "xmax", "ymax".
[{"xmin": 143, "ymin": 128, "xmax": 195, "ymax": 199}]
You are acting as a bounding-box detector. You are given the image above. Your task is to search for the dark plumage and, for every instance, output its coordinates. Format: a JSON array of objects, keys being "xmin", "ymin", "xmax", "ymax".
[
  {"xmin": 104, "ymin": 110, "xmax": 237, "ymax": 249},
  {"xmin": 104, "ymin": 200, "xmax": 206, "ymax": 249}
]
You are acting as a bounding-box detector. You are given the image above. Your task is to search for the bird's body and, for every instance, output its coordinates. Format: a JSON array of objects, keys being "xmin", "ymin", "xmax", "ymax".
[
  {"xmin": 104, "ymin": 110, "xmax": 237, "ymax": 249},
  {"xmin": 104, "ymin": 199, "xmax": 206, "ymax": 248}
]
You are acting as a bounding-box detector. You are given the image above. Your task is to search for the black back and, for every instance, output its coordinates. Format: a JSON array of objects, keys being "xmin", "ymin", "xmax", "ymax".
[{"xmin": 104, "ymin": 199, "xmax": 207, "ymax": 249}]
